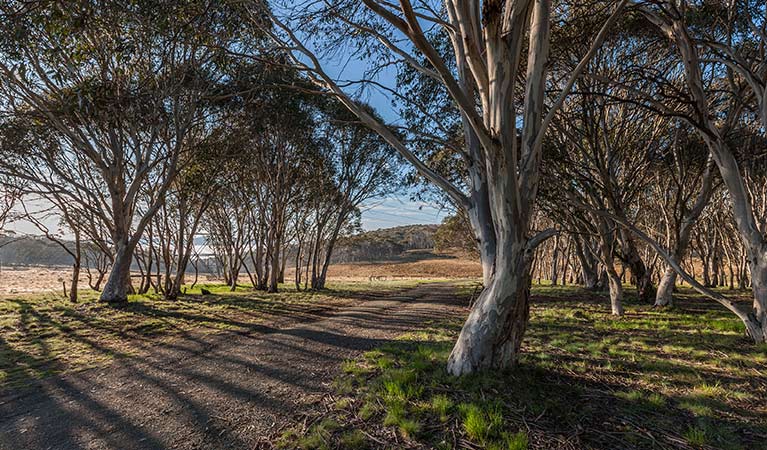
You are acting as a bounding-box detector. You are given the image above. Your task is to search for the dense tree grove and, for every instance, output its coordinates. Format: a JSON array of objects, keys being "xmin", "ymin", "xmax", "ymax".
[
  {"xmin": 257, "ymin": 0, "xmax": 767, "ymax": 373},
  {"xmin": 0, "ymin": 0, "xmax": 766, "ymax": 376},
  {"xmin": 0, "ymin": 1, "xmax": 397, "ymax": 302}
]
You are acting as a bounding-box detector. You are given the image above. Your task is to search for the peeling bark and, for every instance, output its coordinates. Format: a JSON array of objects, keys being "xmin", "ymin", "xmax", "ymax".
[
  {"xmin": 100, "ymin": 239, "xmax": 133, "ymax": 304},
  {"xmin": 447, "ymin": 240, "xmax": 533, "ymax": 375}
]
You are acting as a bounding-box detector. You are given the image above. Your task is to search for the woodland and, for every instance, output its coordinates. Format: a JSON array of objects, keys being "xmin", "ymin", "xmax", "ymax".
[{"xmin": 0, "ymin": 1, "xmax": 766, "ymax": 449}]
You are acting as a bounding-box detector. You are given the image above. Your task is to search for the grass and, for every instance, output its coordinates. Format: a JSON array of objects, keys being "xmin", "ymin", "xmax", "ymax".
[
  {"xmin": 459, "ymin": 402, "xmax": 504, "ymax": 443},
  {"xmin": 0, "ymin": 282, "xmax": 367, "ymax": 388},
  {"xmin": 278, "ymin": 283, "xmax": 767, "ymax": 449},
  {"xmin": 429, "ymin": 394, "xmax": 453, "ymax": 422}
]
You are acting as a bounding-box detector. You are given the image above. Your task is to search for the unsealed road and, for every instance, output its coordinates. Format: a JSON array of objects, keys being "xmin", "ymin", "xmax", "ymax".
[{"xmin": 0, "ymin": 283, "xmax": 465, "ymax": 450}]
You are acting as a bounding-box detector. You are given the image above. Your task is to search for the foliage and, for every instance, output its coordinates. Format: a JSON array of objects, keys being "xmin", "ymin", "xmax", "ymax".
[{"xmin": 433, "ymin": 214, "xmax": 477, "ymax": 256}]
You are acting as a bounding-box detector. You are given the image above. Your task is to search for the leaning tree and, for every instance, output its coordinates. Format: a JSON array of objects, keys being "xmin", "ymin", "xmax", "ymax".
[{"xmin": 633, "ymin": 0, "xmax": 767, "ymax": 341}]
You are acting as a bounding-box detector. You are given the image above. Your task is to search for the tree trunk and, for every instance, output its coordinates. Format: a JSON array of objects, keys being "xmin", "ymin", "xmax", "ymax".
[
  {"xmin": 599, "ymin": 232, "xmax": 624, "ymax": 316},
  {"xmin": 268, "ymin": 234, "xmax": 281, "ymax": 293},
  {"xmin": 69, "ymin": 230, "xmax": 81, "ymax": 303},
  {"xmin": 655, "ymin": 158, "xmax": 715, "ymax": 306},
  {"xmin": 278, "ymin": 244, "xmax": 286, "ymax": 284},
  {"xmin": 607, "ymin": 265, "xmax": 624, "ymax": 316},
  {"xmin": 315, "ymin": 211, "xmax": 347, "ymax": 290},
  {"xmin": 466, "ymin": 195, "xmax": 497, "ymax": 286},
  {"xmin": 712, "ymin": 246, "xmax": 720, "ymax": 287},
  {"xmin": 655, "ymin": 267, "xmax": 676, "ymax": 307},
  {"xmin": 229, "ymin": 260, "xmax": 239, "ymax": 291},
  {"xmin": 446, "ymin": 240, "xmax": 532, "ymax": 375},
  {"xmin": 295, "ymin": 238, "xmax": 304, "ymax": 291},
  {"xmin": 702, "ymin": 251, "xmax": 712, "ymax": 287},
  {"xmin": 618, "ymin": 231, "xmax": 654, "ymax": 302},
  {"xmin": 99, "ymin": 240, "xmax": 133, "ymax": 304},
  {"xmin": 550, "ymin": 235, "xmax": 560, "ymax": 285},
  {"xmin": 91, "ymin": 268, "xmax": 106, "ymax": 291},
  {"xmin": 70, "ymin": 261, "xmax": 80, "ymax": 304},
  {"xmin": 749, "ymin": 250, "xmax": 767, "ymax": 343},
  {"xmin": 574, "ymin": 236, "xmax": 599, "ymax": 290},
  {"xmin": 598, "ymin": 268, "xmax": 608, "ymax": 290},
  {"xmin": 561, "ymin": 239, "xmax": 571, "ymax": 286}
]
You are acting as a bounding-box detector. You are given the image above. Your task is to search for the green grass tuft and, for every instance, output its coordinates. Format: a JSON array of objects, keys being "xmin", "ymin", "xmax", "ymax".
[
  {"xmin": 503, "ymin": 431, "xmax": 529, "ymax": 450},
  {"xmin": 459, "ymin": 402, "xmax": 503, "ymax": 444},
  {"xmin": 683, "ymin": 425, "xmax": 707, "ymax": 447},
  {"xmin": 430, "ymin": 394, "xmax": 453, "ymax": 422},
  {"xmin": 339, "ymin": 429, "xmax": 367, "ymax": 449}
]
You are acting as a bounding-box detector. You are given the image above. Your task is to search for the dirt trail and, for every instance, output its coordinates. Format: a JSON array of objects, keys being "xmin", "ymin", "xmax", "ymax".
[{"xmin": 0, "ymin": 283, "xmax": 465, "ymax": 450}]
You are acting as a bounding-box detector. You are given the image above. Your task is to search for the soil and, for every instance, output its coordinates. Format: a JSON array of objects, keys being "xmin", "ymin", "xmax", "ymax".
[{"xmin": 0, "ymin": 282, "xmax": 466, "ymax": 450}]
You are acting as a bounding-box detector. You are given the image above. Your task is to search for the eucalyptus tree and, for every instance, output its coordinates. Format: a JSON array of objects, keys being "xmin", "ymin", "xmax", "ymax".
[
  {"xmin": 251, "ymin": 121, "xmax": 323, "ymax": 293},
  {"xmin": 254, "ymin": 0, "xmax": 628, "ymax": 374},
  {"xmin": 0, "ymin": 0, "xmax": 263, "ymax": 303},
  {"xmin": 548, "ymin": 76, "xmax": 664, "ymax": 304},
  {"xmin": 18, "ymin": 199, "xmax": 84, "ymax": 302},
  {"xmin": 634, "ymin": 1, "xmax": 767, "ymax": 341},
  {"xmin": 163, "ymin": 136, "xmax": 231, "ymax": 299},
  {"xmin": 205, "ymin": 187, "xmax": 254, "ymax": 291},
  {"xmin": 0, "ymin": 116, "xmax": 113, "ymax": 299},
  {"xmin": 541, "ymin": 163, "xmax": 627, "ymax": 315},
  {"xmin": 649, "ymin": 125, "xmax": 717, "ymax": 306},
  {"xmin": 310, "ymin": 104, "xmax": 398, "ymax": 290}
]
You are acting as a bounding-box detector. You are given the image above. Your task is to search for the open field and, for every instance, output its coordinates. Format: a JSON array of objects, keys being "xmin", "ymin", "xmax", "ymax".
[
  {"xmin": 0, "ymin": 266, "xmax": 82, "ymax": 295},
  {"xmin": 324, "ymin": 251, "xmax": 483, "ymax": 281},
  {"xmin": 0, "ymin": 250, "xmax": 481, "ymax": 296}
]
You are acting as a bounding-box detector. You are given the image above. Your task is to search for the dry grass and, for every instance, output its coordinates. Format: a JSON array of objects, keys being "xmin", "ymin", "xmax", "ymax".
[
  {"xmin": 0, "ymin": 266, "xmax": 83, "ymax": 295},
  {"xmin": 0, "ymin": 251, "xmax": 481, "ymax": 296},
  {"xmin": 324, "ymin": 250, "xmax": 482, "ymax": 281}
]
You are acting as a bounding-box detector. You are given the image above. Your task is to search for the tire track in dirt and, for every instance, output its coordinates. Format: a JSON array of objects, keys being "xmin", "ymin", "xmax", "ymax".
[{"xmin": 0, "ymin": 282, "xmax": 466, "ymax": 450}]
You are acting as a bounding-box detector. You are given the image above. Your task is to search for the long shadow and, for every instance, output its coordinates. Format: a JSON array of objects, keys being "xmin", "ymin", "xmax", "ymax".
[
  {"xmin": 370, "ymin": 329, "xmax": 767, "ymax": 450},
  {"xmin": 0, "ymin": 332, "xmax": 166, "ymax": 449},
  {"xmin": 0, "ymin": 282, "xmax": 461, "ymax": 449}
]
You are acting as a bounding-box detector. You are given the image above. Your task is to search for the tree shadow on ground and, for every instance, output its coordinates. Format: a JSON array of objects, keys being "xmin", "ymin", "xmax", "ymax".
[{"xmin": 0, "ymin": 283, "xmax": 464, "ymax": 450}]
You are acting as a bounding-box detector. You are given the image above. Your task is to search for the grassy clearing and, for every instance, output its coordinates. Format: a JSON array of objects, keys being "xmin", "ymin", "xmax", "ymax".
[
  {"xmin": 278, "ymin": 284, "xmax": 767, "ymax": 449},
  {"xmin": 0, "ymin": 281, "xmax": 384, "ymax": 388}
]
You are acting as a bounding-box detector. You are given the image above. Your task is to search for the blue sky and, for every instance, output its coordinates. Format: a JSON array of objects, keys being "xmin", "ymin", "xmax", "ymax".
[
  {"xmin": 360, "ymin": 197, "xmax": 447, "ymax": 230},
  {"xmin": 316, "ymin": 40, "xmax": 450, "ymax": 231}
]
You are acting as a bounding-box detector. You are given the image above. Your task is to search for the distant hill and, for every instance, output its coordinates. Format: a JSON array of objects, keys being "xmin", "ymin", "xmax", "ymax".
[
  {"xmin": 0, "ymin": 224, "xmax": 440, "ymax": 268},
  {"xmin": 0, "ymin": 235, "xmax": 74, "ymax": 267},
  {"xmin": 332, "ymin": 224, "xmax": 437, "ymax": 263}
]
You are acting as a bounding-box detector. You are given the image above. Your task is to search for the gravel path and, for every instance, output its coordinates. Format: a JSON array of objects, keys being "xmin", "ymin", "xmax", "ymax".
[{"xmin": 0, "ymin": 283, "xmax": 465, "ymax": 450}]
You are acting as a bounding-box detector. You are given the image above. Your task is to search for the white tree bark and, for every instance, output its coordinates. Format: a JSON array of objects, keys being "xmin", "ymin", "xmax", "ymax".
[
  {"xmin": 258, "ymin": 0, "xmax": 627, "ymax": 374},
  {"xmin": 642, "ymin": 4, "xmax": 767, "ymax": 341},
  {"xmin": 655, "ymin": 158, "xmax": 716, "ymax": 306}
]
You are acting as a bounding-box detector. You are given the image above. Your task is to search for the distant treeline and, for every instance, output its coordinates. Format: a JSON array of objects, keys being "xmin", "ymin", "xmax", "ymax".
[
  {"xmin": 331, "ymin": 225, "xmax": 437, "ymax": 263},
  {"xmin": 0, "ymin": 236, "xmax": 74, "ymax": 267},
  {"xmin": 0, "ymin": 225, "xmax": 440, "ymax": 269}
]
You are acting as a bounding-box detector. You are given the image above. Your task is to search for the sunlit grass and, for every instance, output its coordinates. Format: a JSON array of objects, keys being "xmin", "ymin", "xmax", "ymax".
[
  {"xmin": 280, "ymin": 284, "xmax": 767, "ymax": 449},
  {"xmin": 0, "ymin": 282, "xmax": 364, "ymax": 388}
]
